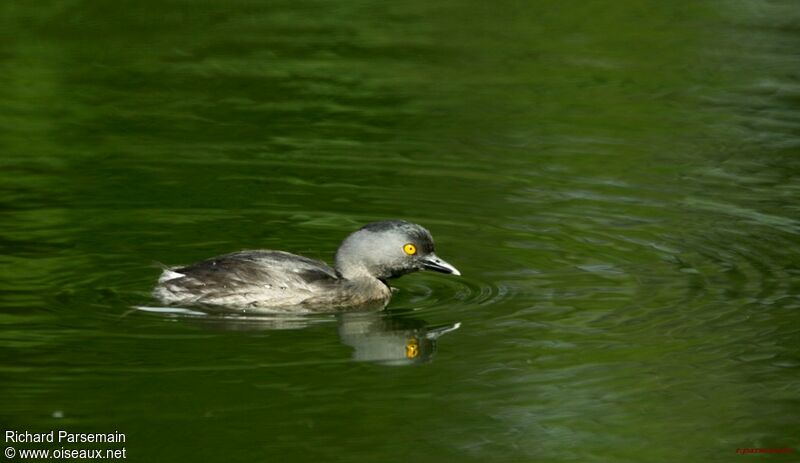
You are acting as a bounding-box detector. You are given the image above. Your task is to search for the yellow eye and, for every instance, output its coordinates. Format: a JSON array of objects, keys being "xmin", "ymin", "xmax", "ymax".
[
  {"xmin": 406, "ymin": 337, "xmax": 419, "ymax": 359},
  {"xmin": 403, "ymin": 243, "xmax": 417, "ymax": 255}
]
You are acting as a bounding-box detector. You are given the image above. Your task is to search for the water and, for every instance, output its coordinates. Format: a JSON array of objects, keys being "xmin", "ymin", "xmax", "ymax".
[{"xmin": 2, "ymin": 1, "xmax": 799, "ymax": 461}]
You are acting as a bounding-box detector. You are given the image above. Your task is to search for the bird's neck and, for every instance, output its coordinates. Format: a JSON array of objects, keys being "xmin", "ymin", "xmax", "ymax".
[
  {"xmin": 336, "ymin": 263, "xmax": 379, "ymax": 281},
  {"xmin": 336, "ymin": 272, "xmax": 392, "ymax": 307},
  {"xmin": 336, "ymin": 261, "xmax": 390, "ymax": 290}
]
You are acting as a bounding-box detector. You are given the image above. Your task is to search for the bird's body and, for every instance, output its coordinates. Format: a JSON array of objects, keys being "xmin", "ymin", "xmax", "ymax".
[{"xmin": 152, "ymin": 221, "xmax": 459, "ymax": 312}]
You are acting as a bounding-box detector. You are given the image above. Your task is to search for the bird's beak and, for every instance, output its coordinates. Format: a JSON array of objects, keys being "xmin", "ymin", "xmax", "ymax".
[{"xmin": 421, "ymin": 254, "xmax": 461, "ymax": 276}]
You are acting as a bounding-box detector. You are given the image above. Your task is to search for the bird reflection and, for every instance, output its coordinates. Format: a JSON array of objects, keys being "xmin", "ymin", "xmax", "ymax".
[
  {"xmin": 132, "ymin": 305, "xmax": 460, "ymax": 365},
  {"xmin": 337, "ymin": 311, "xmax": 460, "ymax": 365}
]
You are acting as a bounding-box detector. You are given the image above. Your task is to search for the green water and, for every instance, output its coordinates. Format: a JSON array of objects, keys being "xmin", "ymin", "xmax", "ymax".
[{"xmin": 2, "ymin": 1, "xmax": 799, "ymax": 461}]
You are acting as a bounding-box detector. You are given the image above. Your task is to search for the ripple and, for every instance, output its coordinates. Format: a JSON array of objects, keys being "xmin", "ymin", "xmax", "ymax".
[
  {"xmin": 129, "ymin": 305, "xmax": 338, "ymax": 331},
  {"xmin": 395, "ymin": 273, "xmax": 517, "ymax": 312},
  {"xmin": 484, "ymin": 166, "xmax": 800, "ymax": 344}
]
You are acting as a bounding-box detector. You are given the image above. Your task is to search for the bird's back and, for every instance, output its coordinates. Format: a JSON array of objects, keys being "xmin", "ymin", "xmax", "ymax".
[{"xmin": 153, "ymin": 250, "xmax": 341, "ymax": 310}]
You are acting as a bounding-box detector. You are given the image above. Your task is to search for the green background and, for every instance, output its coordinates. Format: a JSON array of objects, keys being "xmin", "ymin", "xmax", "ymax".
[{"xmin": 1, "ymin": 1, "xmax": 798, "ymax": 461}]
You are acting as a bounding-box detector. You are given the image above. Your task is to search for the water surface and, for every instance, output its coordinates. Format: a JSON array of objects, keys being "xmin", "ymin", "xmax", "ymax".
[{"xmin": 1, "ymin": 1, "xmax": 799, "ymax": 462}]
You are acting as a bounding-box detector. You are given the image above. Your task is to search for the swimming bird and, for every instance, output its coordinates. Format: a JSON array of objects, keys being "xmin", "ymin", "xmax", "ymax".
[{"xmin": 153, "ymin": 220, "xmax": 460, "ymax": 312}]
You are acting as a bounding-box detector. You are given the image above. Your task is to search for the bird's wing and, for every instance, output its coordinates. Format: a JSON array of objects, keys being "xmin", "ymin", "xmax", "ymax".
[{"xmin": 158, "ymin": 250, "xmax": 338, "ymax": 305}]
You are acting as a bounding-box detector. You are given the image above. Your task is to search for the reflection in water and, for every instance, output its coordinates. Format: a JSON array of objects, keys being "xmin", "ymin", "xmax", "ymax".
[
  {"xmin": 337, "ymin": 312, "xmax": 460, "ymax": 365},
  {"xmin": 132, "ymin": 306, "xmax": 460, "ymax": 365}
]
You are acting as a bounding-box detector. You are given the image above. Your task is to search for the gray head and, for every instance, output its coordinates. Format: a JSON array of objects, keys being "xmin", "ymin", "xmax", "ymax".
[{"xmin": 335, "ymin": 220, "xmax": 460, "ymax": 281}]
